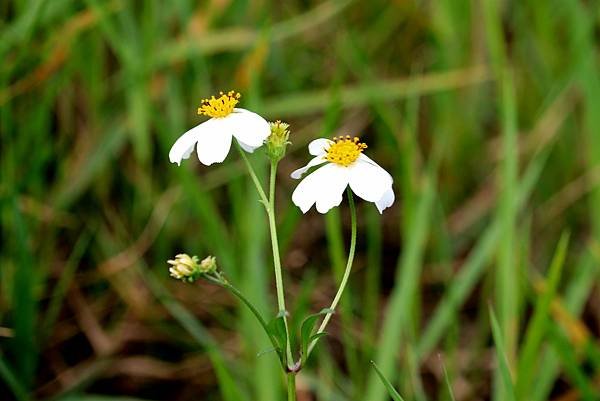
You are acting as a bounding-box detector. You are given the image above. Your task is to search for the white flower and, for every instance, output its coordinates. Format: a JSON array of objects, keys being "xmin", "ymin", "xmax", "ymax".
[
  {"xmin": 169, "ymin": 91, "xmax": 270, "ymax": 166},
  {"xmin": 291, "ymin": 136, "xmax": 394, "ymax": 214}
]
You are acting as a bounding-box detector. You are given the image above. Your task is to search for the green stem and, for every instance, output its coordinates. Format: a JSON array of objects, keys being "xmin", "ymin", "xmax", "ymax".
[
  {"xmin": 204, "ymin": 275, "xmax": 283, "ymax": 367},
  {"xmin": 237, "ymin": 144, "xmax": 268, "ymax": 206},
  {"xmin": 268, "ymin": 161, "xmax": 287, "ymax": 314},
  {"xmin": 237, "ymin": 145, "xmax": 294, "ymax": 369},
  {"xmin": 307, "ymin": 189, "xmax": 357, "ymax": 357},
  {"xmin": 268, "ymin": 161, "xmax": 295, "ymax": 368},
  {"xmin": 287, "ymin": 373, "xmax": 297, "ymax": 401}
]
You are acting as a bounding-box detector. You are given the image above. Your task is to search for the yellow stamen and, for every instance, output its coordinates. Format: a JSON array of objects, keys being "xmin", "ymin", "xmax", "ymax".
[
  {"xmin": 197, "ymin": 91, "xmax": 241, "ymax": 118},
  {"xmin": 325, "ymin": 136, "xmax": 367, "ymax": 167}
]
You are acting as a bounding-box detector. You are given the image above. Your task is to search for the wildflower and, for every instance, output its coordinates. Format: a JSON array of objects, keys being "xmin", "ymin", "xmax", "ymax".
[
  {"xmin": 169, "ymin": 91, "xmax": 270, "ymax": 166},
  {"xmin": 168, "ymin": 253, "xmax": 201, "ymax": 282},
  {"xmin": 265, "ymin": 120, "xmax": 291, "ymax": 162},
  {"xmin": 291, "ymin": 136, "xmax": 394, "ymax": 214}
]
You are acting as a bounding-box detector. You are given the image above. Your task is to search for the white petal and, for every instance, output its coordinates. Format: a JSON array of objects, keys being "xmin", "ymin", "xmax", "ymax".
[
  {"xmin": 375, "ymin": 188, "xmax": 395, "ymax": 213},
  {"xmin": 226, "ymin": 108, "xmax": 270, "ymax": 148},
  {"xmin": 359, "ymin": 153, "xmax": 389, "ymax": 170},
  {"xmin": 292, "ymin": 163, "xmax": 349, "ymax": 214},
  {"xmin": 290, "ymin": 156, "xmax": 328, "ymax": 179},
  {"xmin": 348, "ymin": 157, "xmax": 393, "ymax": 202},
  {"xmin": 237, "ymin": 139, "xmax": 257, "ymax": 153},
  {"xmin": 194, "ymin": 119, "xmax": 233, "ymax": 165},
  {"xmin": 308, "ymin": 138, "xmax": 333, "ymax": 156},
  {"xmin": 169, "ymin": 123, "xmax": 204, "ymax": 166}
]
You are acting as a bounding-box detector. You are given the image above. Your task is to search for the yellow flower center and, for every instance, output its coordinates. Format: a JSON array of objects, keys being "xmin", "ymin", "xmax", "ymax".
[
  {"xmin": 197, "ymin": 91, "xmax": 241, "ymax": 118},
  {"xmin": 325, "ymin": 136, "xmax": 368, "ymax": 167}
]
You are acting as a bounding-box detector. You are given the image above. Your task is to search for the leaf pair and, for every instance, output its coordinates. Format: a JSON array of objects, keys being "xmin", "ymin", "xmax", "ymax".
[
  {"xmin": 299, "ymin": 308, "xmax": 333, "ymax": 365},
  {"xmin": 260, "ymin": 308, "xmax": 333, "ymax": 370}
]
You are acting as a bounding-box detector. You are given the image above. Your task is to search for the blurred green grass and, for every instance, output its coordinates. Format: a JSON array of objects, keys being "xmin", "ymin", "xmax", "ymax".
[{"xmin": 1, "ymin": 0, "xmax": 600, "ymax": 400}]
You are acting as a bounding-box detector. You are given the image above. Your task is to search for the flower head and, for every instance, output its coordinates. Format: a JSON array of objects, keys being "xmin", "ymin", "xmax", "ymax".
[
  {"xmin": 168, "ymin": 253, "xmax": 201, "ymax": 282},
  {"xmin": 169, "ymin": 91, "xmax": 270, "ymax": 166},
  {"xmin": 265, "ymin": 120, "xmax": 291, "ymax": 162},
  {"xmin": 197, "ymin": 91, "xmax": 240, "ymax": 118},
  {"xmin": 290, "ymin": 137, "xmax": 394, "ymax": 214},
  {"xmin": 325, "ymin": 136, "xmax": 367, "ymax": 166}
]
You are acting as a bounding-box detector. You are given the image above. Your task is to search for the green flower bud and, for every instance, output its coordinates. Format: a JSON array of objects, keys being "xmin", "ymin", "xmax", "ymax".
[{"xmin": 265, "ymin": 120, "xmax": 291, "ymax": 162}]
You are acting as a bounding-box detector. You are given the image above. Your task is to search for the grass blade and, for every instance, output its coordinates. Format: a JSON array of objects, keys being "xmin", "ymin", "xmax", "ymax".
[
  {"xmin": 416, "ymin": 137, "xmax": 553, "ymax": 361},
  {"xmin": 530, "ymin": 252, "xmax": 598, "ymax": 401},
  {"xmin": 548, "ymin": 325, "xmax": 598, "ymax": 399},
  {"xmin": 42, "ymin": 231, "xmax": 93, "ymax": 336},
  {"xmin": 488, "ymin": 306, "xmax": 516, "ymax": 401},
  {"xmin": 364, "ymin": 171, "xmax": 435, "ymax": 401},
  {"xmin": 0, "ymin": 355, "xmax": 28, "ymax": 401},
  {"xmin": 369, "ymin": 361, "xmax": 406, "ymax": 401},
  {"xmin": 516, "ymin": 232, "xmax": 569, "ymax": 397},
  {"xmin": 441, "ymin": 356, "xmax": 457, "ymax": 401},
  {"xmin": 10, "ymin": 197, "xmax": 37, "ymax": 390},
  {"xmin": 261, "ymin": 67, "xmax": 490, "ymax": 118}
]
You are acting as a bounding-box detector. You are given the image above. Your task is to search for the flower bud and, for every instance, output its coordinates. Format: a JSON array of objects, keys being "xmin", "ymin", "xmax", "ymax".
[
  {"xmin": 265, "ymin": 121, "xmax": 291, "ymax": 162},
  {"xmin": 167, "ymin": 253, "xmax": 201, "ymax": 282},
  {"xmin": 199, "ymin": 255, "xmax": 217, "ymax": 273}
]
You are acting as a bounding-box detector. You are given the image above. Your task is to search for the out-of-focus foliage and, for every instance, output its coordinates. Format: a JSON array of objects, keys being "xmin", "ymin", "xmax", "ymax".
[{"xmin": 1, "ymin": 0, "xmax": 599, "ymax": 400}]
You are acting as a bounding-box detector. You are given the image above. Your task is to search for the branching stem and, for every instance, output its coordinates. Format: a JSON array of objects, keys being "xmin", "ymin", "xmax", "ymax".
[{"xmin": 237, "ymin": 145, "xmax": 295, "ymax": 372}]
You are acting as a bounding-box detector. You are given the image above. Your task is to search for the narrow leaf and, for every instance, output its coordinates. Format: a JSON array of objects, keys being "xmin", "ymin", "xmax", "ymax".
[
  {"xmin": 440, "ymin": 356, "xmax": 457, "ymax": 401},
  {"xmin": 0, "ymin": 355, "xmax": 28, "ymax": 401},
  {"xmin": 517, "ymin": 232, "xmax": 569, "ymax": 397},
  {"xmin": 370, "ymin": 361, "xmax": 406, "ymax": 401},
  {"xmin": 488, "ymin": 306, "xmax": 516, "ymax": 401},
  {"xmin": 300, "ymin": 308, "xmax": 333, "ymax": 364},
  {"xmin": 267, "ymin": 312, "xmax": 288, "ymax": 353}
]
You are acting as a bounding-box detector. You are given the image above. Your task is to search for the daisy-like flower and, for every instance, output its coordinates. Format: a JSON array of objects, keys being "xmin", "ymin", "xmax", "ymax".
[
  {"xmin": 291, "ymin": 136, "xmax": 394, "ymax": 214},
  {"xmin": 169, "ymin": 91, "xmax": 270, "ymax": 166}
]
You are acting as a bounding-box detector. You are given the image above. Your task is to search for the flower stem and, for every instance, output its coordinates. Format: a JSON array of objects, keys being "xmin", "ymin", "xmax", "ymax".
[
  {"xmin": 287, "ymin": 373, "xmax": 297, "ymax": 401},
  {"xmin": 268, "ymin": 161, "xmax": 295, "ymax": 368},
  {"xmin": 204, "ymin": 274, "xmax": 283, "ymax": 367},
  {"xmin": 307, "ymin": 188, "xmax": 357, "ymax": 357},
  {"xmin": 268, "ymin": 161, "xmax": 287, "ymax": 314},
  {"xmin": 237, "ymin": 144, "xmax": 294, "ymax": 368},
  {"xmin": 236, "ymin": 144, "xmax": 268, "ymax": 206}
]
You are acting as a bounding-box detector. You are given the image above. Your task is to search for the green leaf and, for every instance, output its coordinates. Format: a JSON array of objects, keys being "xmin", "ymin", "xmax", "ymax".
[
  {"xmin": 10, "ymin": 197, "xmax": 37, "ymax": 389},
  {"xmin": 309, "ymin": 332, "xmax": 328, "ymax": 343},
  {"xmin": 516, "ymin": 232, "xmax": 569, "ymax": 397},
  {"xmin": 267, "ymin": 311, "xmax": 288, "ymax": 362},
  {"xmin": 257, "ymin": 347, "xmax": 278, "ymax": 358},
  {"xmin": 370, "ymin": 361, "xmax": 406, "ymax": 401},
  {"xmin": 299, "ymin": 308, "xmax": 333, "ymax": 364},
  {"xmin": 549, "ymin": 325, "xmax": 597, "ymax": 399},
  {"xmin": 0, "ymin": 354, "xmax": 28, "ymax": 401},
  {"xmin": 488, "ymin": 305, "xmax": 516, "ymax": 401},
  {"xmin": 440, "ymin": 357, "xmax": 457, "ymax": 401}
]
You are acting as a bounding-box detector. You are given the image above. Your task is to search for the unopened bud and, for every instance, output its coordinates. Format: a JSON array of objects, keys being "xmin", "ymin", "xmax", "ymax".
[
  {"xmin": 265, "ymin": 121, "xmax": 290, "ymax": 162},
  {"xmin": 167, "ymin": 254, "xmax": 201, "ymax": 282},
  {"xmin": 199, "ymin": 255, "xmax": 217, "ymax": 273}
]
